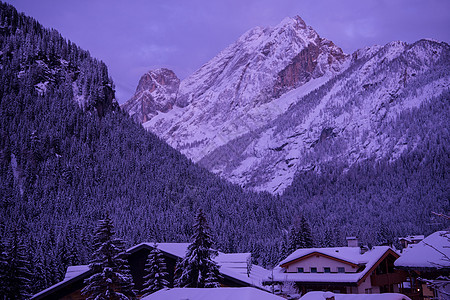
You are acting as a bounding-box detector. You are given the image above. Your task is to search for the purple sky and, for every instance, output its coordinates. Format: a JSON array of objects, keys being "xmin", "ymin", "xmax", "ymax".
[{"xmin": 6, "ymin": 0, "xmax": 450, "ymax": 103}]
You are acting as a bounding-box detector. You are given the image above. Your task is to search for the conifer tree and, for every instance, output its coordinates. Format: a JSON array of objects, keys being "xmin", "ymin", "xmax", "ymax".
[
  {"xmin": 287, "ymin": 215, "xmax": 314, "ymax": 253},
  {"xmin": 142, "ymin": 244, "xmax": 169, "ymax": 295},
  {"xmin": 0, "ymin": 239, "xmax": 8, "ymax": 297},
  {"xmin": 82, "ymin": 216, "xmax": 135, "ymax": 300},
  {"xmin": 175, "ymin": 209, "xmax": 221, "ymax": 288},
  {"xmin": 299, "ymin": 215, "xmax": 314, "ymax": 248},
  {"xmin": 204, "ymin": 270, "xmax": 221, "ymax": 288},
  {"xmin": 1, "ymin": 231, "xmax": 32, "ymax": 299}
]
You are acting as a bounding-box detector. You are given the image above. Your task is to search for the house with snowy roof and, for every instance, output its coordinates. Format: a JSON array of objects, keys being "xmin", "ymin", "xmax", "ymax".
[
  {"xmin": 394, "ymin": 231, "xmax": 450, "ymax": 300},
  {"xmin": 264, "ymin": 237, "xmax": 407, "ymax": 296},
  {"xmin": 31, "ymin": 242, "xmax": 270, "ymax": 299}
]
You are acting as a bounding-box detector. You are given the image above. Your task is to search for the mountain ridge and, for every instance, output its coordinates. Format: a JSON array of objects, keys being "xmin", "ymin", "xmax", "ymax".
[{"xmin": 123, "ymin": 16, "xmax": 449, "ymax": 194}]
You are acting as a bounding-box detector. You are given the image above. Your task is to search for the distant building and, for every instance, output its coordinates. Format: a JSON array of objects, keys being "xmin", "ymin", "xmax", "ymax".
[
  {"xmin": 31, "ymin": 243, "xmax": 270, "ymax": 299},
  {"xmin": 394, "ymin": 231, "xmax": 450, "ymax": 300},
  {"xmin": 265, "ymin": 237, "xmax": 407, "ymax": 296},
  {"xmin": 398, "ymin": 235, "xmax": 425, "ymax": 250}
]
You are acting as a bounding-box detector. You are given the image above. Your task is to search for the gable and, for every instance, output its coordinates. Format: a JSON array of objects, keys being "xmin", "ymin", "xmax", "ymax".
[
  {"xmin": 358, "ymin": 249, "xmax": 400, "ymax": 284},
  {"xmin": 280, "ymin": 251, "xmax": 359, "ymax": 269}
]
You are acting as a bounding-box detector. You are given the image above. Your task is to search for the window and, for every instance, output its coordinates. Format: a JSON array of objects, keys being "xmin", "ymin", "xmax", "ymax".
[
  {"xmin": 338, "ymin": 267, "xmax": 345, "ymax": 273},
  {"xmin": 310, "ymin": 267, "xmax": 317, "ymax": 273},
  {"xmin": 324, "ymin": 267, "xmax": 331, "ymax": 273},
  {"xmin": 297, "ymin": 267, "xmax": 304, "ymax": 273}
]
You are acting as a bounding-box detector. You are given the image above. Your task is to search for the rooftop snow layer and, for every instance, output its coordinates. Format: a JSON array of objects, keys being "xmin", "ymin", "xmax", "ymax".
[
  {"xmin": 141, "ymin": 287, "xmax": 283, "ymax": 300},
  {"xmin": 128, "ymin": 242, "xmax": 270, "ymax": 289},
  {"xmin": 395, "ymin": 231, "xmax": 450, "ymax": 269},
  {"xmin": 63, "ymin": 265, "xmax": 89, "ymax": 281},
  {"xmin": 300, "ymin": 291, "xmax": 411, "ymax": 300},
  {"xmin": 271, "ymin": 246, "xmax": 394, "ymax": 283},
  {"xmin": 279, "ymin": 246, "xmax": 390, "ymax": 267}
]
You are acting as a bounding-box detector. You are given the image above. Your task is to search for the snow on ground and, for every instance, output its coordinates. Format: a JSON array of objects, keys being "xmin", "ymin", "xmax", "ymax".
[
  {"xmin": 395, "ymin": 231, "xmax": 450, "ymax": 269},
  {"xmin": 142, "ymin": 287, "xmax": 284, "ymax": 300}
]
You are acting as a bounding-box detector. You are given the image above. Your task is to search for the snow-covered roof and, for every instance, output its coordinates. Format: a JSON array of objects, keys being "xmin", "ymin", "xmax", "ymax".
[
  {"xmin": 63, "ymin": 265, "xmax": 90, "ymax": 281},
  {"xmin": 128, "ymin": 242, "xmax": 191, "ymax": 258},
  {"xmin": 395, "ymin": 231, "xmax": 450, "ymax": 269},
  {"xmin": 300, "ymin": 291, "xmax": 411, "ymax": 300},
  {"xmin": 31, "ymin": 265, "xmax": 92, "ymax": 299},
  {"xmin": 279, "ymin": 246, "xmax": 390, "ymax": 267},
  {"xmin": 141, "ymin": 287, "xmax": 283, "ymax": 300},
  {"xmin": 399, "ymin": 235, "xmax": 425, "ymax": 242},
  {"xmin": 269, "ymin": 246, "xmax": 396, "ymax": 284},
  {"xmin": 32, "ymin": 242, "xmax": 271, "ymax": 298},
  {"xmin": 128, "ymin": 242, "xmax": 270, "ymax": 289}
]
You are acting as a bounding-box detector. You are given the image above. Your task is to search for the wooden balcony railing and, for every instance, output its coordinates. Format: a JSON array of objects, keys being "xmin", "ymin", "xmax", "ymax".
[{"xmin": 370, "ymin": 270, "xmax": 407, "ymax": 286}]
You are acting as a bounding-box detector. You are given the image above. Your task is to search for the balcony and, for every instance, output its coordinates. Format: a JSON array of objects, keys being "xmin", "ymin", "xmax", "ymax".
[{"xmin": 370, "ymin": 270, "xmax": 407, "ymax": 286}]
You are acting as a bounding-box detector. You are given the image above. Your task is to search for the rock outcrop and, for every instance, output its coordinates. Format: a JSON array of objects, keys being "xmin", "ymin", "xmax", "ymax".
[{"xmin": 122, "ymin": 68, "xmax": 179, "ymax": 123}]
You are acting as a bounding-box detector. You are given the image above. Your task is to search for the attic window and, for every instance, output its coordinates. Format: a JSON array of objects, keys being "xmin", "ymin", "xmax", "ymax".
[
  {"xmin": 310, "ymin": 267, "xmax": 317, "ymax": 273},
  {"xmin": 297, "ymin": 267, "xmax": 304, "ymax": 273},
  {"xmin": 338, "ymin": 267, "xmax": 345, "ymax": 273},
  {"xmin": 324, "ymin": 267, "xmax": 331, "ymax": 273}
]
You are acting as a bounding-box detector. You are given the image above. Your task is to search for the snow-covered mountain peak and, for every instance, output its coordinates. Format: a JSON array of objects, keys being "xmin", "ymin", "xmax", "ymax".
[
  {"xmin": 134, "ymin": 15, "xmax": 351, "ymax": 162},
  {"xmin": 122, "ymin": 16, "xmax": 449, "ymax": 194}
]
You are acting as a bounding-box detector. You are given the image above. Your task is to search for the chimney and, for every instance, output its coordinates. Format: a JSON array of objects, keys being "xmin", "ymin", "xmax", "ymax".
[
  {"xmin": 360, "ymin": 245, "xmax": 369, "ymax": 254},
  {"xmin": 346, "ymin": 237, "xmax": 359, "ymax": 247}
]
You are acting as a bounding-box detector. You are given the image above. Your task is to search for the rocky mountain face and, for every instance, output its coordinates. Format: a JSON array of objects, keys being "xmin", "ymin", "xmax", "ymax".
[
  {"xmin": 123, "ymin": 16, "xmax": 450, "ymax": 194},
  {"xmin": 123, "ymin": 16, "xmax": 349, "ymax": 158},
  {"xmin": 122, "ymin": 68, "xmax": 180, "ymax": 123}
]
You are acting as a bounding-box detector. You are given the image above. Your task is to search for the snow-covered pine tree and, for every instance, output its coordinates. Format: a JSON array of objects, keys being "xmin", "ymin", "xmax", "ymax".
[
  {"xmin": 287, "ymin": 215, "xmax": 314, "ymax": 253},
  {"xmin": 142, "ymin": 243, "xmax": 169, "ymax": 295},
  {"xmin": 204, "ymin": 270, "xmax": 221, "ymax": 288},
  {"xmin": 286, "ymin": 225, "xmax": 301, "ymax": 254},
  {"xmin": 299, "ymin": 215, "xmax": 314, "ymax": 248},
  {"xmin": 81, "ymin": 215, "xmax": 135, "ymax": 300},
  {"xmin": 176, "ymin": 209, "xmax": 221, "ymax": 288},
  {"xmin": 0, "ymin": 239, "xmax": 7, "ymax": 297},
  {"xmin": 1, "ymin": 231, "xmax": 32, "ymax": 299}
]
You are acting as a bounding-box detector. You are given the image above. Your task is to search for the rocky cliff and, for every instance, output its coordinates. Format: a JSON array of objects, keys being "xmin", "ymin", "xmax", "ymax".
[{"xmin": 122, "ymin": 68, "xmax": 179, "ymax": 123}]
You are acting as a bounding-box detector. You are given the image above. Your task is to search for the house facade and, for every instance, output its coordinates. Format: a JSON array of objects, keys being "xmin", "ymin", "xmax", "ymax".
[
  {"xmin": 31, "ymin": 243, "xmax": 269, "ymax": 299},
  {"xmin": 265, "ymin": 238, "xmax": 407, "ymax": 296}
]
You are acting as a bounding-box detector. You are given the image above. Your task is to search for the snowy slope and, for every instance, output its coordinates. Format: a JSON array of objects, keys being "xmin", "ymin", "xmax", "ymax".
[
  {"xmin": 124, "ymin": 16, "xmax": 450, "ymax": 194},
  {"xmin": 127, "ymin": 16, "xmax": 349, "ymax": 161},
  {"xmin": 199, "ymin": 39, "xmax": 450, "ymax": 193}
]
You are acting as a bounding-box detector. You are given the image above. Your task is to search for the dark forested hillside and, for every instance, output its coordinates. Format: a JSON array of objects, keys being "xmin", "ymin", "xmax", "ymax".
[
  {"xmin": 283, "ymin": 90, "xmax": 449, "ymax": 246},
  {"xmin": 0, "ymin": 2, "xmax": 282, "ymax": 293},
  {"xmin": 0, "ymin": 2, "xmax": 448, "ymax": 296}
]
